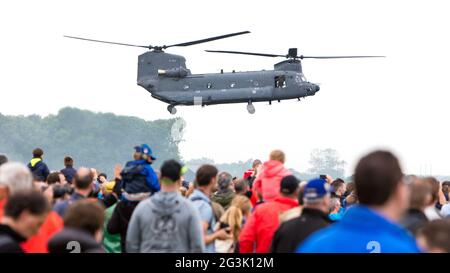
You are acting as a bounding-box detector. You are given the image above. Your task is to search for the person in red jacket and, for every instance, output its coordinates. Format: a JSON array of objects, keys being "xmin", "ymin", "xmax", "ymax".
[
  {"xmin": 239, "ymin": 175, "xmax": 300, "ymax": 253},
  {"xmin": 0, "ymin": 162, "xmax": 63, "ymax": 253},
  {"xmin": 253, "ymin": 150, "xmax": 291, "ymax": 203}
]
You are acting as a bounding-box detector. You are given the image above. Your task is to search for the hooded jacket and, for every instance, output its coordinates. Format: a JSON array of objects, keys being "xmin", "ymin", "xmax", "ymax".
[
  {"xmin": 297, "ymin": 205, "xmax": 421, "ymax": 253},
  {"xmin": 211, "ymin": 189, "xmax": 235, "ymax": 210},
  {"xmin": 27, "ymin": 158, "xmax": 50, "ymax": 182},
  {"xmin": 239, "ymin": 196, "xmax": 298, "ymax": 253},
  {"xmin": 253, "ymin": 160, "xmax": 291, "ymax": 202},
  {"xmin": 48, "ymin": 228, "xmax": 104, "ymax": 253},
  {"xmin": 126, "ymin": 191, "xmax": 204, "ymax": 253}
]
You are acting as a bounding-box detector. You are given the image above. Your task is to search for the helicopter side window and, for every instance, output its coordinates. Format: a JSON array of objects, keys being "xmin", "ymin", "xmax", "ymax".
[
  {"xmin": 275, "ymin": 75, "xmax": 286, "ymax": 88},
  {"xmin": 207, "ymin": 83, "xmax": 213, "ymax": 89}
]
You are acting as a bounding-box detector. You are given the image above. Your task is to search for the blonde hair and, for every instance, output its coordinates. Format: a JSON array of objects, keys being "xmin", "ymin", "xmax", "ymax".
[
  {"xmin": 219, "ymin": 195, "xmax": 252, "ymax": 241},
  {"xmin": 133, "ymin": 152, "xmax": 142, "ymax": 160},
  {"xmin": 270, "ymin": 149, "xmax": 285, "ymax": 163}
]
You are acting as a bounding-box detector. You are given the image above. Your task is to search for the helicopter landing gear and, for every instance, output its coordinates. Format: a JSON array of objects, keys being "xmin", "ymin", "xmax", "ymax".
[
  {"xmin": 167, "ymin": 105, "xmax": 177, "ymax": 115},
  {"xmin": 247, "ymin": 101, "xmax": 255, "ymax": 114}
]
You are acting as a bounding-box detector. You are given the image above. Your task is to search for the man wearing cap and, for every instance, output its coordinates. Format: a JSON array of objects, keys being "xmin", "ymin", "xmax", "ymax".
[
  {"xmin": 270, "ymin": 178, "xmax": 333, "ymax": 253},
  {"xmin": 126, "ymin": 160, "xmax": 204, "ymax": 253},
  {"xmin": 239, "ymin": 175, "xmax": 299, "ymax": 253},
  {"xmin": 297, "ymin": 150, "xmax": 420, "ymax": 253}
]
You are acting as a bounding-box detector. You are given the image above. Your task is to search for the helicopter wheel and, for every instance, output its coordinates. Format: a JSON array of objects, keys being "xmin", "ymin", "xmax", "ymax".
[
  {"xmin": 167, "ymin": 105, "xmax": 177, "ymax": 115},
  {"xmin": 247, "ymin": 102, "xmax": 255, "ymax": 114}
]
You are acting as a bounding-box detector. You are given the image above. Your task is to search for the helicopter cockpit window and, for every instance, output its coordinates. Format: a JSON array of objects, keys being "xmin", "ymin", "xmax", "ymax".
[
  {"xmin": 207, "ymin": 83, "xmax": 213, "ymax": 89},
  {"xmin": 275, "ymin": 75, "xmax": 286, "ymax": 88},
  {"xmin": 300, "ymin": 73, "xmax": 307, "ymax": 82}
]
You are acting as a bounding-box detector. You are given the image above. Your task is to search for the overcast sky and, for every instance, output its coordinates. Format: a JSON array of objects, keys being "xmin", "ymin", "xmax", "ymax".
[{"xmin": 1, "ymin": 0, "xmax": 449, "ymax": 175}]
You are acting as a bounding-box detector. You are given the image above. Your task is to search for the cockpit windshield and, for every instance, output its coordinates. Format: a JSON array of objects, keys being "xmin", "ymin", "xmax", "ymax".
[{"xmin": 300, "ymin": 72, "xmax": 307, "ymax": 82}]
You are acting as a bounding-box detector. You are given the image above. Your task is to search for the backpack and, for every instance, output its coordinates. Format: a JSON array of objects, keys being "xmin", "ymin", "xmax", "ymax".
[{"xmin": 120, "ymin": 164, "xmax": 150, "ymax": 194}]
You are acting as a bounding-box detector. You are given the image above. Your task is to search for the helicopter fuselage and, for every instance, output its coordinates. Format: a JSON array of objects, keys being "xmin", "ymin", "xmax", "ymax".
[
  {"xmin": 136, "ymin": 51, "xmax": 320, "ymax": 112},
  {"xmin": 147, "ymin": 70, "xmax": 319, "ymax": 106}
]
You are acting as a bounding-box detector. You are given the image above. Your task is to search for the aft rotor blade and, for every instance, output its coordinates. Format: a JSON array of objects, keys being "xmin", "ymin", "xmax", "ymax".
[
  {"xmin": 298, "ymin": 55, "xmax": 385, "ymax": 59},
  {"xmin": 64, "ymin": 35, "xmax": 150, "ymax": 49},
  {"xmin": 205, "ymin": 50, "xmax": 285, "ymax": 58},
  {"xmin": 164, "ymin": 31, "xmax": 250, "ymax": 48}
]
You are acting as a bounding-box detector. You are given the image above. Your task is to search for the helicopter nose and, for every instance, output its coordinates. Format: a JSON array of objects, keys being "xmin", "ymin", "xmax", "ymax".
[{"xmin": 314, "ymin": 84, "xmax": 320, "ymax": 92}]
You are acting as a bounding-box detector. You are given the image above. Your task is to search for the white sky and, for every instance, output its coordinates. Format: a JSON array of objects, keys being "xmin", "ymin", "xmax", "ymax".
[{"xmin": 1, "ymin": 0, "xmax": 449, "ymax": 175}]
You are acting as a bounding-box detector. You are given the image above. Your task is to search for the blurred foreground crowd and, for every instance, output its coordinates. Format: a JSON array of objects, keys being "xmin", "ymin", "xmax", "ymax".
[{"xmin": 0, "ymin": 146, "xmax": 449, "ymax": 253}]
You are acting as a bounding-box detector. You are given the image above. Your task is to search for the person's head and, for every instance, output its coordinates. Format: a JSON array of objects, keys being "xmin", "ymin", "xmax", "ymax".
[
  {"xmin": 354, "ymin": 150, "xmax": 408, "ymax": 220},
  {"xmin": 2, "ymin": 190, "xmax": 50, "ymax": 238},
  {"xmin": 217, "ymin": 172, "xmax": 233, "ymax": 191},
  {"xmin": 442, "ymin": 181, "xmax": 450, "ymax": 194},
  {"xmin": 331, "ymin": 179, "xmax": 346, "ymax": 197},
  {"xmin": 139, "ymin": 144, "xmax": 156, "ymax": 163},
  {"xmin": 234, "ymin": 178, "xmax": 249, "ymax": 195},
  {"xmin": 97, "ymin": 173, "xmax": 107, "ymax": 184},
  {"xmin": 345, "ymin": 181, "xmax": 355, "ymax": 196},
  {"xmin": 63, "ymin": 200, "xmax": 105, "ymax": 242},
  {"xmin": 252, "ymin": 159, "xmax": 262, "ymax": 173},
  {"xmin": 416, "ymin": 219, "xmax": 450, "ymax": 253},
  {"xmin": 280, "ymin": 175, "xmax": 300, "ymax": 200},
  {"xmin": 160, "ymin": 159, "xmax": 184, "ymax": 191},
  {"xmin": 46, "ymin": 172, "xmax": 61, "ymax": 185},
  {"xmin": 73, "ymin": 167, "xmax": 94, "ymax": 194},
  {"xmin": 0, "ymin": 162, "xmax": 33, "ymax": 200},
  {"xmin": 195, "ymin": 164, "xmax": 218, "ymax": 191},
  {"xmin": 32, "ymin": 148, "xmax": 44, "ymax": 159},
  {"xmin": 329, "ymin": 197, "xmax": 341, "ymax": 214},
  {"xmin": 269, "ymin": 150, "xmax": 285, "ymax": 164},
  {"xmin": 0, "ymin": 154, "xmax": 8, "ymax": 166},
  {"xmin": 64, "ymin": 156, "xmax": 73, "ymax": 168},
  {"xmin": 303, "ymin": 178, "xmax": 331, "ymax": 213},
  {"xmin": 220, "ymin": 195, "xmax": 252, "ymax": 241},
  {"xmin": 421, "ymin": 177, "xmax": 440, "ymax": 205},
  {"xmin": 408, "ymin": 179, "xmax": 432, "ymax": 211}
]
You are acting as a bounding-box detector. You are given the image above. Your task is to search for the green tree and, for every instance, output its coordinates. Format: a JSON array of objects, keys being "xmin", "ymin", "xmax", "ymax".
[{"xmin": 0, "ymin": 107, "xmax": 184, "ymax": 177}]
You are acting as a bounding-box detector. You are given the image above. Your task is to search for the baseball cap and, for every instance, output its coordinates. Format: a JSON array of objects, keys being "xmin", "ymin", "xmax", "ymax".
[
  {"xmin": 280, "ymin": 175, "xmax": 300, "ymax": 195},
  {"xmin": 140, "ymin": 144, "xmax": 156, "ymax": 160},
  {"xmin": 304, "ymin": 178, "xmax": 331, "ymax": 201}
]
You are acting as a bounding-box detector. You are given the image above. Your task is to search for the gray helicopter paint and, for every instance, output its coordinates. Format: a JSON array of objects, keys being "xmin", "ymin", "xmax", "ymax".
[{"xmin": 137, "ymin": 51, "xmax": 320, "ymax": 107}]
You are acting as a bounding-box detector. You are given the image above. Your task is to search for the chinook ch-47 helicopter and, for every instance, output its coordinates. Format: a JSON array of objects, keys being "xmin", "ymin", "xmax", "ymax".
[{"xmin": 65, "ymin": 31, "xmax": 384, "ymax": 114}]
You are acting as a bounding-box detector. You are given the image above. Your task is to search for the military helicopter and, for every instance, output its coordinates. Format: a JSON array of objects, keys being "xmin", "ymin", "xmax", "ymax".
[{"xmin": 64, "ymin": 31, "xmax": 384, "ymax": 114}]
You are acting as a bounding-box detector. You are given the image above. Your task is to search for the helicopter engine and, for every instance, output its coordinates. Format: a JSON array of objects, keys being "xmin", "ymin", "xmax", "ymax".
[{"xmin": 157, "ymin": 67, "xmax": 190, "ymax": 78}]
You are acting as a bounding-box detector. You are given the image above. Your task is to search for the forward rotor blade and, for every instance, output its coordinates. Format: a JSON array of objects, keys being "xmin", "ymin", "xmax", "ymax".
[
  {"xmin": 299, "ymin": 55, "xmax": 385, "ymax": 59},
  {"xmin": 165, "ymin": 31, "xmax": 250, "ymax": 48},
  {"xmin": 64, "ymin": 35, "xmax": 150, "ymax": 49},
  {"xmin": 205, "ymin": 50, "xmax": 285, "ymax": 58}
]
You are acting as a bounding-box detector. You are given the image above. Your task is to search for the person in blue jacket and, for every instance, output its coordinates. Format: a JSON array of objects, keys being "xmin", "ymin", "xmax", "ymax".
[
  {"xmin": 27, "ymin": 148, "xmax": 50, "ymax": 182},
  {"xmin": 120, "ymin": 144, "xmax": 160, "ymax": 201},
  {"xmin": 297, "ymin": 150, "xmax": 421, "ymax": 253}
]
